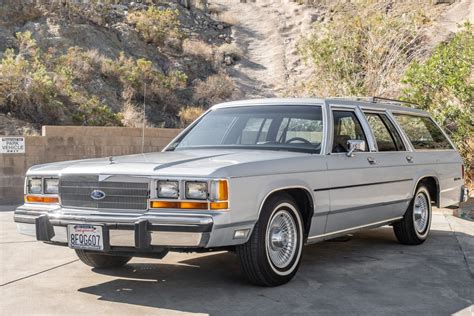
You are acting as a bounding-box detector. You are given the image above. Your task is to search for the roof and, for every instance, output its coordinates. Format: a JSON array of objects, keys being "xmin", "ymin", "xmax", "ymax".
[{"xmin": 212, "ymin": 97, "xmax": 428, "ymax": 115}]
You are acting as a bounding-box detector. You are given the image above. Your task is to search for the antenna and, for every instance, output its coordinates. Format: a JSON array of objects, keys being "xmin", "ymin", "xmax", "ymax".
[{"xmin": 141, "ymin": 82, "xmax": 146, "ymax": 153}]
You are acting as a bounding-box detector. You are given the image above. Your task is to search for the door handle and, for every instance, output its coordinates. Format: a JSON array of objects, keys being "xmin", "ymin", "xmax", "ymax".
[
  {"xmin": 367, "ymin": 157, "xmax": 376, "ymax": 164},
  {"xmin": 406, "ymin": 155, "xmax": 414, "ymax": 163}
]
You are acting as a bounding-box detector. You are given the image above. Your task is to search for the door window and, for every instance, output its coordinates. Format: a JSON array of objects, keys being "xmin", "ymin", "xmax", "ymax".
[
  {"xmin": 365, "ymin": 113, "xmax": 405, "ymax": 151},
  {"xmin": 332, "ymin": 110, "xmax": 368, "ymax": 153},
  {"xmin": 393, "ymin": 114, "xmax": 452, "ymax": 150}
]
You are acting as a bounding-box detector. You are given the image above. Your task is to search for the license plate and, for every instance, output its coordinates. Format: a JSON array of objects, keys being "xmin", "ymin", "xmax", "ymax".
[{"xmin": 67, "ymin": 224, "xmax": 104, "ymax": 251}]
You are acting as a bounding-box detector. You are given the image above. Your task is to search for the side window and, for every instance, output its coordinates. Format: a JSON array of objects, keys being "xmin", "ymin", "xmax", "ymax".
[
  {"xmin": 380, "ymin": 114, "xmax": 406, "ymax": 151},
  {"xmin": 332, "ymin": 110, "xmax": 368, "ymax": 153},
  {"xmin": 365, "ymin": 113, "xmax": 405, "ymax": 151},
  {"xmin": 394, "ymin": 114, "xmax": 453, "ymax": 150}
]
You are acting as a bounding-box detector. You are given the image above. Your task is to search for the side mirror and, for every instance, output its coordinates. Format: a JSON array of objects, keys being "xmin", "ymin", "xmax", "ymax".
[{"xmin": 346, "ymin": 140, "xmax": 366, "ymax": 157}]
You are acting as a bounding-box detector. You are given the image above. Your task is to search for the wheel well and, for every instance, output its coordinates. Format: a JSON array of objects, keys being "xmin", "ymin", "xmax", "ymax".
[
  {"xmin": 417, "ymin": 177, "xmax": 439, "ymax": 207},
  {"xmin": 265, "ymin": 188, "xmax": 314, "ymax": 241}
]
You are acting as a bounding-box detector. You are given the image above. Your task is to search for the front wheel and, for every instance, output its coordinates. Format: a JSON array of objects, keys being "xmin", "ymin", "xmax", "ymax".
[
  {"xmin": 393, "ymin": 185, "xmax": 432, "ymax": 245},
  {"xmin": 236, "ymin": 193, "xmax": 304, "ymax": 286},
  {"xmin": 75, "ymin": 250, "xmax": 132, "ymax": 268}
]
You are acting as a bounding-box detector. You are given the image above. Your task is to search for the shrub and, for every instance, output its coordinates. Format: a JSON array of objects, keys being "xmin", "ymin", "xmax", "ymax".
[
  {"xmin": 113, "ymin": 52, "xmax": 187, "ymax": 101},
  {"xmin": 0, "ymin": 32, "xmax": 188, "ymax": 127},
  {"xmin": 402, "ymin": 23, "xmax": 474, "ymax": 174},
  {"xmin": 127, "ymin": 7, "xmax": 182, "ymax": 46},
  {"xmin": 178, "ymin": 106, "xmax": 204, "ymax": 127},
  {"xmin": 0, "ymin": 32, "xmax": 66, "ymax": 124},
  {"xmin": 299, "ymin": 3, "xmax": 429, "ymax": 96},
  {"xmin": 218, "ymin": 43, "xmax": 243, "ymax": 61},
  {"xmin": 120, "ymin": 101, "xmax": 147, "ymax": 128},
  {"xmin": 72, "ymin": 96, "xmax": 122, "ymax": 126},
  {"xmin": 194, "ymin": 73, "xmax": 234, "ymax": 105},
  {"xmin": 183, "ymin": 39, "xmax": 214, "ymax": 61}
]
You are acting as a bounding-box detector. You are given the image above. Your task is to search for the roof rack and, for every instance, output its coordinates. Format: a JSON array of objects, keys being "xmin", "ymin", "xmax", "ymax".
[{"xmin": 329, "ymin": 96, "xmax": 419, "ymax": 107}]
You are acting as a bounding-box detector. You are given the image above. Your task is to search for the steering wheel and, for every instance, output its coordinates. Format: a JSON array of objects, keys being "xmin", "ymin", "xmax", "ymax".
[{"xmin": 285, "ymin": 137, "xmax": 312, "ymax": 145}]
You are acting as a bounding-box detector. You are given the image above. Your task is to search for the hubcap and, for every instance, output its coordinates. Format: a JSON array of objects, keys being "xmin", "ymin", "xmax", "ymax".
[
  {"xmin": 413, "ymin": 193, "xmax": 429, "ymax": 233},
  {"xmin": 266, "ymin": 209, "xmax": 298, "ymax": 269}
]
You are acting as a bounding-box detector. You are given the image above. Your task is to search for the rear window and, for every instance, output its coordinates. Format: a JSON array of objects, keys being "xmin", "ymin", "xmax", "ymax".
[{"xmin": 393, "ymin": 114, "xmax": 452, "ymax": 150}]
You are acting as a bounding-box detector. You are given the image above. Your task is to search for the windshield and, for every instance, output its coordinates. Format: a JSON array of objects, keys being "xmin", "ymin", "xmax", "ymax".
[{"xmin": 167, "ymin": 105, "xmax": 324, "ymax": 153}]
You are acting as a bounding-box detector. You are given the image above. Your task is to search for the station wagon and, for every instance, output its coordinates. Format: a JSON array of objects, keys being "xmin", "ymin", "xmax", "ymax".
[{"xmin": 14, "ymin": 97, "xmax": 469, "ymax": 286}]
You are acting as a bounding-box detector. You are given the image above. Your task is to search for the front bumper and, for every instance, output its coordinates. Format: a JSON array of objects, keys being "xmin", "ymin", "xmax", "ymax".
[
  {"xmin": 14, "ymin": 204, "xmax": 256, "ymax": 251},
  {"xmin": 461, "ymin": 185, "xmax": 470, "ymax": 203},
  {"xmin": 14, "ymin": 205, "xmax": 215, "ymax": 250}
]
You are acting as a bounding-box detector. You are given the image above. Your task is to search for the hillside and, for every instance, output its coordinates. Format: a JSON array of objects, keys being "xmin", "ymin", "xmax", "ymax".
[
  {"xmin": 0, "ymin": 0, "xmax": 238, "ymax": 134},
  {"xmin": 0, "ymin": 0, "xmax": 472, "ymax": 136}
]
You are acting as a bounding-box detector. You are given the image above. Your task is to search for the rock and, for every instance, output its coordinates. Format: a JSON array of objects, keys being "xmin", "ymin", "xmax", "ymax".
[
  {"xmin": 111, "ymin": 4, "xmax": 128, "ymax": 11},
  {"xmin": 224, "ymin": 55, "xmax": 234, "ymax": 66},
  {"xmin": 225, "ymin": 37, "xmax": 232, "ymax": 43},
  {"xmin": 217, "ymin": 24, "xmax": 224, "ymax": 30},
  {"xmin": 433, "ymin": 0, "xmax": 455, "ymax": 4}
]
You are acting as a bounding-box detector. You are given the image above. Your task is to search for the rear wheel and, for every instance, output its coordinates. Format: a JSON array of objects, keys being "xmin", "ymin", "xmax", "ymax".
[
  {"xmin": 236, "ymin": 193, "xmax": 304, "ymax": 286},
  {"xmin": 75, "ymin": 250, "xmax": 131, "ymax": 268},
  {"xmin": 393, "ymin": 185, "xmax": 432, "ymax": 245}
]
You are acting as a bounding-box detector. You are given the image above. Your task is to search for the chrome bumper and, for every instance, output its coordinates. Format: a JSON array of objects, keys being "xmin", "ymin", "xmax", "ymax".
[
  {"xmin": 461, "ymin": 185, "xmax": 470, "ymax": 203},
  {"xmin": 14, "ymin": 205, "xmax": 213, "ymax": 249}
]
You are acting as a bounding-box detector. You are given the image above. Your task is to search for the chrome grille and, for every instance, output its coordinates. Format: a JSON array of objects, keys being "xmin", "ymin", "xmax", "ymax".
[{"xmin": 59, "ymin": 175, "xmax": 149, "ymax": 210}]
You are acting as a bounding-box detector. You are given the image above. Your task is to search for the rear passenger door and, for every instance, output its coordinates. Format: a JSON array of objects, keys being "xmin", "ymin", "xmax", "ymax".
[{"xmin": 361, "ymin": 111, "xmax": 414, "ymax": 216}]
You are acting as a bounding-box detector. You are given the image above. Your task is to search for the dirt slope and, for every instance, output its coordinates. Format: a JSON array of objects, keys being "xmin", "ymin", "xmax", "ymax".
[
  {"xmin": 425, "ymin": 0, "xmax": 474, "ymax": 48},
  {"xmin": 215, "ymin": 0, "xmax": 320, "ymax": 98},
  {"xmin": 216, "ymin": 0, "xmax": 473, "ymax": 99}
]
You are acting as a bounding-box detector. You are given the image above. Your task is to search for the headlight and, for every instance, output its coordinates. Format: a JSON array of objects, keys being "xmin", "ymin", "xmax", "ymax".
[
  {"xmin": 27, "ymin": 178, "xmax": 42, "ymax": 194},
  {"xmin": 185, "ymin": 181, "xmax": 208, "ymax": 200},
  {"xmin": 157, "ymin": 180, "xmax": 179, "ymax": 199},
  {"xmin": 44, "ymin": 178, "xmax": 59, "ymax": 194}
]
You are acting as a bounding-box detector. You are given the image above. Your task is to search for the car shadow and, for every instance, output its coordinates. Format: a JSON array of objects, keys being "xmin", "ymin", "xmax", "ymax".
[{"xmin": 79, "ymin": 227, "xmax": 473, "ymax": 315}]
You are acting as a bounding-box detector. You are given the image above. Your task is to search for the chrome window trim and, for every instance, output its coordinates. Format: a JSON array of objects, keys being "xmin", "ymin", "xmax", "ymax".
[
  {"xmin": 325, "ymin": 102, "xmax": 377, "ymax": 154},
  {"xmin": 362, "ymin": 111, "xmax": 409, "ymax": 153}
]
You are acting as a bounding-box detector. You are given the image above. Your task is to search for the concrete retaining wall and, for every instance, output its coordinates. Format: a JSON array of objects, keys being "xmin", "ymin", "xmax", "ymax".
[{"xmin": 0, "ymin": 126, "xmax": 181, "ymax": 204}]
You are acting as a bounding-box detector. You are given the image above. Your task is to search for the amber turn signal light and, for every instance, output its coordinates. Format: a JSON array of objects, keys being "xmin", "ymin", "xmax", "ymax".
[
  {"xmin": 150, "ymin": 200, "xmax": 228, "ymax": 210},
  {"xmin": 25, "ymin": 195, "xmax": 59, "ymax": 204}
]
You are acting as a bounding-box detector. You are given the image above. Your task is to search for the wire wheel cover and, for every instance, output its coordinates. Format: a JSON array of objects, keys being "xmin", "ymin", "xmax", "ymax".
[
  {"xmin": 413, "ymin": 193, "xmax": 429, "ymax": 233},
  {"xmin": 266, "ymin": 209, "xmax": 298, "ymax": 269}
]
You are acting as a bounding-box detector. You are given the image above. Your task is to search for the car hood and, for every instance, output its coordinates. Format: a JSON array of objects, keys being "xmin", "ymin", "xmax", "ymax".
[{"xmin": 27, "ymin": 149, "xmax": 317, "ymax": 178}]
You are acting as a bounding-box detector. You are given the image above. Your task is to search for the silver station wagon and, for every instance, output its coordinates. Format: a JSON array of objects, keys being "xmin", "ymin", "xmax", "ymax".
[{"xmin": 14, "ymin": 97, "xmax": 469, "ymax": 286}]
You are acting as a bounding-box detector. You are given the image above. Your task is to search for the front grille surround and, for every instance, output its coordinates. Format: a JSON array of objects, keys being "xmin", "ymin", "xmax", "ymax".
[{"xmin": 59, "ymin": 175, "xmax": 149, "ymax": 211}]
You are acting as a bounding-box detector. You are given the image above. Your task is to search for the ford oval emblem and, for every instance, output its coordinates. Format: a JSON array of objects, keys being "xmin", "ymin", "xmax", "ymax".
[{"xmin": 90, "ymin": 190, "xmax": 106, "ymax": 200}]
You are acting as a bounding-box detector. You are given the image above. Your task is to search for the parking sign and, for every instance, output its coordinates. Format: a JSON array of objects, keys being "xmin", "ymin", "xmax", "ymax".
[{"xmin": 0, "ymin": 137, "xmax": 25, "ymax": 153}]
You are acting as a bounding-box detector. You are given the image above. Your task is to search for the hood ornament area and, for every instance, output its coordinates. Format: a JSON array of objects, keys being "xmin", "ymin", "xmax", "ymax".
[{"xmin": 90, "ymin": 190, "xmax": 106, "ymax": 200}]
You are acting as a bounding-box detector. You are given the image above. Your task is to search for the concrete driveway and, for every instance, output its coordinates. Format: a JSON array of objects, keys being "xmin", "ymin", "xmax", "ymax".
[{"xmin": 1, "ymin": 206, "xmax": 473, "ymax": 315}]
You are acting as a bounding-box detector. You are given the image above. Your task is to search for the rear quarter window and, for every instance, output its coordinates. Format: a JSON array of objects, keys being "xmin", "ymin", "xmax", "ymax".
[{"xmin": 393, "ymin": 114, "xmax": 453, "ymax": 150}]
